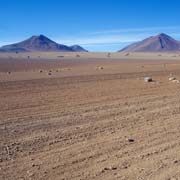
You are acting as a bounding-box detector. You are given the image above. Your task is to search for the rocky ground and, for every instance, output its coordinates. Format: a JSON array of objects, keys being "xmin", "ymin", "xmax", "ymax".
[{"xmin": 0, "ymin": 53, "xmax": 180, "ymax": 180}]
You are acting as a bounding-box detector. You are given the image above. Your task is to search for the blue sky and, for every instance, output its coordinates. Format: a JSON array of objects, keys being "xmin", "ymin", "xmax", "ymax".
[{"xmin": 0, "ymin": 0, "xmax": 180, "ymax": 52}]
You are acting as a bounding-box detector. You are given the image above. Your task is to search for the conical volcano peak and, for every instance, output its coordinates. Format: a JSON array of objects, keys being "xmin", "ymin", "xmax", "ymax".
[
  {"xmin": 28, "ymin": 34, "xmax": 55, "ymax": 43},
  {"xmin": 0, "ymin": 35, "xmax": 88, "ymax": 52},
  {"xmin": 156, "ymin": 33, "xmax": 174, "ymax": 40},
  {"xmin": 31, "ymin": 34, "xmax": 47, "ymax": 38},
  {"xmin": 37, "ymin": 34, "xmax": 51, "ymax": 40},
  {"xmin": 158, "ymin": 33, "xmax": 168, "ymax": 37},
  {"xmin": 119, "ymin": 33, "xmax": 180, "ymax": 52}
]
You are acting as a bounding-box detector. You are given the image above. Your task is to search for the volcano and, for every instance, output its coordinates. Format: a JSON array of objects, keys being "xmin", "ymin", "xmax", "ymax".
[
  {"xmin": 0, "ymin": 35, "xmax": 88, "ymax": 52},
  {"xmin": 119, "ymin": 33, "xmax": 180, "ymax": 52}
]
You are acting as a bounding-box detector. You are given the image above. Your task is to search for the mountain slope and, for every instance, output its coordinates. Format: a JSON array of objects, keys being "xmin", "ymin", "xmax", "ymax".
[
  {"xmin": 119, "ymin": 33, "xmax": 180, "ymax": 52},
  {"xmin": 70, "ymin": 45, "xmax": 88, "ymax": 52},
  {"xmin": 0, "ymin": 35, "xmax": 88, "ymax": 52}
]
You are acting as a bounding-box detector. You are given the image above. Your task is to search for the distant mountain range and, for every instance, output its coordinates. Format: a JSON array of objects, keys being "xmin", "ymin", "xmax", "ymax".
[
  {"xmin": 1, "ymin": 33, "xmax": 180, "ymax": 53},
  {"xmin": 0, "ymin": 35, "xmax": 88, "ymax": 53},
  {"xmin": 119, "ymin": 33, "xmax": 180, "ymax": 52}
]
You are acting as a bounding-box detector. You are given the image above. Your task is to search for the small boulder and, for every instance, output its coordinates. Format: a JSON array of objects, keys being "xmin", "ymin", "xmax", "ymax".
[
  {"xmin": 127, "ymin": 138, "xmax": 135, "ymax": 143},
  {"xmin": 169, "ymin": 77, "xmax": 176, "ymax": 81},
  {"xmin": 98, "ymin": 66, "xmax": 104, "ymax": 70},
  {"xmin": 144, "ymin": 77, "xmax": 153, "ymax": 82}
]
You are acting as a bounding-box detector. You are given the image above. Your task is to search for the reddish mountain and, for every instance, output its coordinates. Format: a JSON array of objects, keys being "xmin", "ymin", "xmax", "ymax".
[{"xmin": 119, "ymin": 33, "xmax": 180, "ymax": 52}]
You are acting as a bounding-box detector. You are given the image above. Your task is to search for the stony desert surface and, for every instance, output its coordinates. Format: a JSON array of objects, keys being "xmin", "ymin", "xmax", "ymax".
[{"xmin": 0, "ymin": 52, "xmax": 180, "ymax": 180}]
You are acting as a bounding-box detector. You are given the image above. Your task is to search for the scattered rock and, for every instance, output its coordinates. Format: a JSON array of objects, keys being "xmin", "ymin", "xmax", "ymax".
[
  {"xmin": 111, "ymin": 166, "xmax": 117, "ymax": 170},
  {"xmin": 123, "ymin": 166, "xmax": 128, "ymax": 169},
  {"xmin": 168, "ymin": 75, "xmax": 180, "ymax": 83},
  {"xmin": 97, "ymin": 66, "xmax": 104, "ymax": 70},
  {"xmin": 169, "ymin": 77, "xmax": 176, "ymax": 81},
  {"xmin": 174, "ymin": 160, "xmax": 179, "ymax": 164},
  {"xmin": 127, "ymin": 138, "xmax": 135, "ymax": 143},
  {"xmin": 102, "ymin": 166, "xmax": 117, "ymax": 172},
  {"xmin": 144, "ymin": 77, "xmax": 153, "ymax": 82},
  {"xmin": 30, "ymin": 157, "xmax": 34, "ymax": 161},
  {"xmin": 31, "ymin": 163, "xmax": 36, "ymax": 167},
  {"xmin": 104, "ymin": 167, "xmax": 110, "ymax": 171}
]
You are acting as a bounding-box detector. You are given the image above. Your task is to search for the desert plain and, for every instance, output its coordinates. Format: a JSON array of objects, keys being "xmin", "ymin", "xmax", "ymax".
[{"xmin": 0, "ymin": 52, "xmax": 180, "ymax": 180}]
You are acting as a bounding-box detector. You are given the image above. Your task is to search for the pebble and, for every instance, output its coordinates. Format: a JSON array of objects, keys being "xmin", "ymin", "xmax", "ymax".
[{"xmin": 128, "ymin": 138, "xmax": 135, "ymax": 142}]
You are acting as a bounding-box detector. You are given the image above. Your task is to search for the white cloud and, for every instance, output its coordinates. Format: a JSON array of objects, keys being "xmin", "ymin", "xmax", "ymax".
[
  {"xmin": 57, "ymin": 26, "xmax": 180, "ymax": 48},
  {"xmin": 59, "ymin": 36, "xmax": 138, "ymax": 45},
  {"xmin": 89, "ymin": 26, "xmax": 180, "ymax": 35}
]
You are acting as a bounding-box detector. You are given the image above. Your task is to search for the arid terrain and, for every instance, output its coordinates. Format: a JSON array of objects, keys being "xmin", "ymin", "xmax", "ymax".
[{"xmin": 0, "ymin": 52, "xmax": 180, "ymax": 180}]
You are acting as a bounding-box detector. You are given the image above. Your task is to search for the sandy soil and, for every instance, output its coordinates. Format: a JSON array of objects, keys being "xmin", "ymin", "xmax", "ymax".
[{"xmin": 0, "ymin": 52, "xmax": 180, "ymax": 180}]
